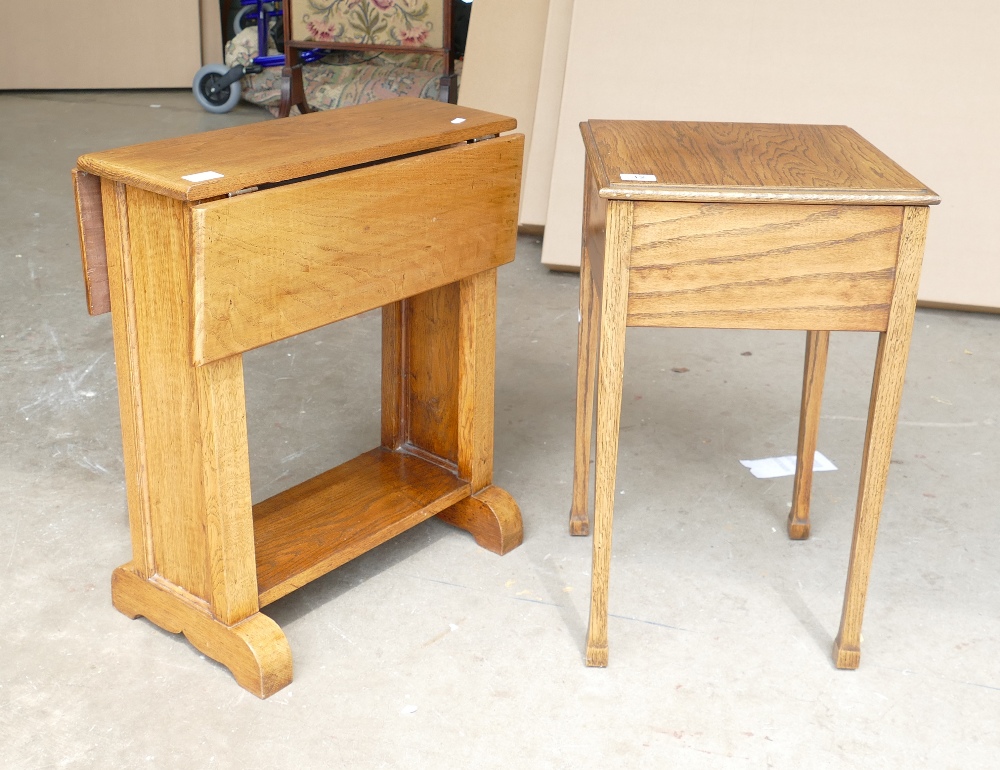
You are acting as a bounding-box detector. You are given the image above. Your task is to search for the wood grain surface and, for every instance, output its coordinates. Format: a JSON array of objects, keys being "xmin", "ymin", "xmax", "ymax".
[
  {"xmin": 626, "ymin": 202, "xmax": 903, "ymax": 331},
  {"xmin": 76, "ymin": 98, "xmax": 516, "ymax": 201},
  {"xmin": 191, "ymin": 134, "xmax": 522, "ymax": 364},
  {"xmin": 72, "ymin": 169, "xmax": 111, "ymax": 315},
  {"xmin": 120, "ymin": 185, "xmax": 211, "ymax": 601},
  {"xmin": 253, "ymin": 448, "xmax": 470, "ymax": 606},
  {"xmin": 456, "ymin": 269, "xmax": 498, "ymax": 492},
  {"xmin": 405, "ymin": 284, "xmax": 461, "ymax": 465},
  {"xmin": 381, "ymin": 301, "xmax": 406, "ymax": 451},
  {"xmin": 582, "ymin": 121, "xmax": 940, "ymax": 205}
]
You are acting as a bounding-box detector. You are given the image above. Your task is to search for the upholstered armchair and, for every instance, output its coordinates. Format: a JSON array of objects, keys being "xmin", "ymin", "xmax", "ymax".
[{"xmin": 279, "ymin": 0, "xmax": 456, "ymax": 117}]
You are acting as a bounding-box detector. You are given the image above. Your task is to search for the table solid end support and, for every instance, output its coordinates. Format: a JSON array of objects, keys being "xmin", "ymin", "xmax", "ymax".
[
  {"xmin": 832, "ymin": 635, "xmax": 861, "ymax": 670},
  {"xmin": 437, "ymin": 485, "xmax": 523, "ymax": 555},
  {"xmin": 111, "ymin": 564, "xmax": 293, "ymax": 699}
]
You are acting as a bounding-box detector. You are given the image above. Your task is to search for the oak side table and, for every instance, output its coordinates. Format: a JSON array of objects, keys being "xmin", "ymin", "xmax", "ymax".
[
  {"xmin": 71, "ymin": 98, "xmax": 524, "ymax": 697},
  {"xmin": 568, "ymin": 120, "xmax": 939, "ymax": 669}
]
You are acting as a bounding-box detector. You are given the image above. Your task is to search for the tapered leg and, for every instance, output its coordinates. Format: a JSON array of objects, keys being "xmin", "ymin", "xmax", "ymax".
[
  {"xmin": 788, "ymin": 330, "xmax": 830, "ymax": 539},
  {"xmin": 569, "ymin": 253, "xmax": 599, "ymax": 536},
  {"xmin": 833, "ymin": 206, "xmax": 928, "ymax": 668},
  {"xmin": 586, "ymin": 201, "xmax": 633, "ymax": 667}
]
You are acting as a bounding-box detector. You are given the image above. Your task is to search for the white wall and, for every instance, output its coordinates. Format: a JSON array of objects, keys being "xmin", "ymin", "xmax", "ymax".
[
  {"xmin": 538, "ymin": 0, "xmax": 1000, "ymax": 309},
  {"xmin": 3, "ymin": 0, "xmax": 213, "ymax": 89},
  {"xmin": 458, "ymin": 0, "xmax": 552, "ymax": 221}
]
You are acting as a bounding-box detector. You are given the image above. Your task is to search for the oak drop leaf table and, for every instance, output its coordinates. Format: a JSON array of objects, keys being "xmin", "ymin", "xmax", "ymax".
[
  {"xmin": 71, "ymin": 98, "xmax": 525, "ymax": 697},
  {"xmin": 568, "ymin": 120, "xmax": 939, "ymax": 669}
]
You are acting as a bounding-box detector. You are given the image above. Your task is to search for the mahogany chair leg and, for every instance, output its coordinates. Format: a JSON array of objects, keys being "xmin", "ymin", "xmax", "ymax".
[
  {"xmin": 440, "ymin": 72, "xmax": 459, "ymax": 104},
  {"xmin": 788, "ymin": 329, "xmax": 830, "ymax": 540},
  {"xmin": 278, "ymin": 49, "xmax": 311, "ymax": 118}
]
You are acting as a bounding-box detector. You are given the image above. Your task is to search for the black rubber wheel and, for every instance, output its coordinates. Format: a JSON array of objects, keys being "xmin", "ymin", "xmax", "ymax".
[{"xmin": 192, "ymin": 64, "xmax": 242, "ymax": 114}]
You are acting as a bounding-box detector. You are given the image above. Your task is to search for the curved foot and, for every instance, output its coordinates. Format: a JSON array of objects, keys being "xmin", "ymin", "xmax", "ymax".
[
  {"xmin": 112, "ymin": 565, "xmax": 293, "ymax": 698},
  {"xmin": 832, "ymin": 635, "xmax": 861, "ymax": 670},
  {"xmin": 278, "ymin": 63, "xmax": 312, "ymax": 118},
  {"xmin": 787, "ymin": 510, "xmax": 811, "ymax": 540},
  {"xmin": 569, "ymin": 508, "xmax": 590, "ymax": 537},
  {"xmin": 437, "ymin": 485, "xmax": 523, "ymax": 555}
]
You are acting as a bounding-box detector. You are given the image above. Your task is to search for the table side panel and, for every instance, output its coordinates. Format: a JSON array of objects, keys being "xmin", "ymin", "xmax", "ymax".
[
  {"xmin": 125, "ymin": 186, "xmax": 216, "ymax": 601},
  {"xmin": 191, "ymin": 134, "xmax": 523, "ymax": 365},
  {"xmin": 406, "ymin": 284, "xmax": 460, "ymax": 464},
  {"xmin": 626, "ymin": 202, "xmax": 903, "ymax": 331}
]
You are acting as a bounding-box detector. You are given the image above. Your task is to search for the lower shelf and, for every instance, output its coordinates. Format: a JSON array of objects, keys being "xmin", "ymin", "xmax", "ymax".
[{"xmin": 253, "ymin": 447, "xmax": 470, "ymax": 606}]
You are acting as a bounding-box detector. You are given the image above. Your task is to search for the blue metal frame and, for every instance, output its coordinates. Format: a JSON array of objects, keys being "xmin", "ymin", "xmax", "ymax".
[{"xmin": 240, "ymin": 0, "xmax": 325, "ymax": 69}]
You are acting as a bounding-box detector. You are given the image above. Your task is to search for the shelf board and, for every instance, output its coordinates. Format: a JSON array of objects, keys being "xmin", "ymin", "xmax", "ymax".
[{"xmin": 254, "ymin": 447, "xmax": 470, "ymax": 606}]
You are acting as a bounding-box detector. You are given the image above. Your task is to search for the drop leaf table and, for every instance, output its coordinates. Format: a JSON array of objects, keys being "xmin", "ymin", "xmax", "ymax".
[{"xmin": 72, "ymin": 97, "xmax": 525, "ymax": 697}]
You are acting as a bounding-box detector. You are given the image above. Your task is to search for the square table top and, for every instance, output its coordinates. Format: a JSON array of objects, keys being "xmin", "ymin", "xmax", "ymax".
[
  {"xmin": 76, "ymin": 97, "xmax": 516, "ymax": 202},
  {"xmin": 581, "ymin": 120, "xmax": 939, "ymax": 206}
]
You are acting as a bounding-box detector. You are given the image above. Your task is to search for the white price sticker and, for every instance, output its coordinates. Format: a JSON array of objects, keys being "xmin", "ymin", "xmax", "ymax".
[
  {"xmin": 620, "ymin": 173, "xmax": 657, "ymax": 182},
  {"xmin": 182, "ymin": 171, "xmax": 224, "ymax": 183}
]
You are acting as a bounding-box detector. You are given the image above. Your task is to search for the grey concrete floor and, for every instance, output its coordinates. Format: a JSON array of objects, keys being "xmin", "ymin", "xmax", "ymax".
[{"xmin": 1, "ymin": 90, "xmax": 998, "ymax": 768}]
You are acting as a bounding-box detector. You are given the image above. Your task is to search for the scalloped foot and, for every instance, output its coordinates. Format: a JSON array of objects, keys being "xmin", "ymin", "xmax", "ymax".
[
  {"xmin": 437, "ymin": 485, "xmax": 523, "ymax": 555},
  {"xmin": 832, "ymin": 635, "xmax": 861, "ymax": 669},
  {"xmin": 569, "ymin": 508, "xmax": 590, "ymax": 537},
  {"xmin": 112, "ymin": 564, "xmax": 293, "ymax": 698}
]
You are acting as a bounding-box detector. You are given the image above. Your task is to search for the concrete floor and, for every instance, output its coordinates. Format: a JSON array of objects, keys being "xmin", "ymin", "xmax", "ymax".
[{"xmin": 1, "ymin": 89, "xmax": 997, "ymax": 768}]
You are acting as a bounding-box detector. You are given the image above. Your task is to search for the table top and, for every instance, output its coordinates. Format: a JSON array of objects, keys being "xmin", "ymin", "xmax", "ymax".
[
  {"xmin": 76, "ymin": 97, "xmax": 516, "ymax": 201},
  {"xmin": 581, "ymin": 120, "xmax": 939, "ymax": 205}
]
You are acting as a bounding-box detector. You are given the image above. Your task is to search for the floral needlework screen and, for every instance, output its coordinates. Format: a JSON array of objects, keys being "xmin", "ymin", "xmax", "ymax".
[{"xmin": 293, "ymin": 0, "xmax": 445, "ymax": 48}]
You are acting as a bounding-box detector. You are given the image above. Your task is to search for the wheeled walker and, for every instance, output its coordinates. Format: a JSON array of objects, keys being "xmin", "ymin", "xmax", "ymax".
[{"xmin": 193, "ymin": 0, "xmax": 324, "ymax": 113}]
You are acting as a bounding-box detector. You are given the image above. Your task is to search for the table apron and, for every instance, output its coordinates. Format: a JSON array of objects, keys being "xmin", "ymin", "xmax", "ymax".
[{"xmin": 624, "ymin": 201, "xmax": 904, "ymax": 331}]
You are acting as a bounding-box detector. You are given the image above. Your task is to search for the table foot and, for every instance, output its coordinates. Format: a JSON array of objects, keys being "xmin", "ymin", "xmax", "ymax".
[
  {"xmin": 786, "ymin": 514, "xmax": 811, "ymax": 540},
  {"xmin": 586, "ymin": 644, "xmax": 608, "ymax": 667},
  {"xmin": 112, "ymin": 564, "xmax": 293, "ymax": 698},
  {"xmin": 437, "ymin": 485, "xmax": 523, "ymax": 555},
  {"xmin": 832, "ymin": 635, "xmax": 861, "ymax": 669},
  {"xmin": 569, "ymin": 508, "xmax": 590, "ymax": 537}
]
